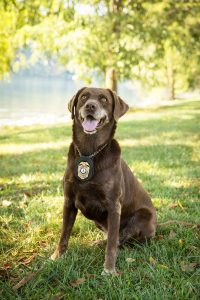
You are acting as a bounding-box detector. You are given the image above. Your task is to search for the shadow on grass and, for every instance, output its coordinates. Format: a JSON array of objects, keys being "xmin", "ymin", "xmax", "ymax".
[
  {"xmin": 0, "ymin": 124, "xmax": 72, "ymax": 144},
  {"xmin": 0, "ymin": 146, "xmax": 68, "ymax": 178},
  {"xmin": 0, "ymin": 141, "xmax": 197, "ymax": 177},
  {"xmin": 153, "ymin": 99, "xmax": 200, "ymax": 111},
  {"xmin": 0, "ymin": 139, "xmax": 198, "ymax": 225},
  {"xmin": 0, "ymin": 108, "xmax": 199, "ymax": 146},
  {"xmin": 122, "ymin": 144, "xmax": 195, "ymax": 166},
  {"xmin": 1, "ymin": 141, "xmax": 199, "ymax": 223},
  {"xmin": 117, "ymin": 113, "xmax": 199, "ymax": 140}
]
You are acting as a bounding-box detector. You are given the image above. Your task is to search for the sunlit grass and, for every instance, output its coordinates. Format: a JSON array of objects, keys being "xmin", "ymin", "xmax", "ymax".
[
  {"xmin": 0, "ymin": 140, "xmax": 71, "ymax": 155},
  {"xmin": 0, "ymin": 99, "xmax": 200, "ymax": 299}
]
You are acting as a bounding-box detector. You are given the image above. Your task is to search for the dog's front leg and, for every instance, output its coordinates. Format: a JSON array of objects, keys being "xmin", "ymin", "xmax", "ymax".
[
  {"xmin": 102, "ymin": 202, "xmax": 121, "ymax": 275},
  {"xmin": 51, "ymin": 200, "xmax": 77, "ymax": 260}
]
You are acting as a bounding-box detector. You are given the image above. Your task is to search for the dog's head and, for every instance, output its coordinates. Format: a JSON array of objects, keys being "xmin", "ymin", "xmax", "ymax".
[{"xmin": 68, "ymin": 87, "xmax": 129, "ymax": 134}]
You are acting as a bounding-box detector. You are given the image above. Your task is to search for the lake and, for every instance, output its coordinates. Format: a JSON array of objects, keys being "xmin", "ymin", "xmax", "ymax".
[{"xmin": 0, "ymin": 74, "xmax": 172, "ymax": 126}]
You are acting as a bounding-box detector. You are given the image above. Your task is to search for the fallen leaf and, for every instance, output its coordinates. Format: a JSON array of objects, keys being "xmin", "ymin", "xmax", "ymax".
[
  {"xmin": 39, "ymin": 240, "xmax": 48, "ymax": 248},
  {"xmin": 18, "ymin": 256, "xmax": 27, "ymax": 262},
  {"xmin": 168, "ymin": 201, "xmax": 185, "ymax": 210},
  {"xmin": 179, "ymin": 239, "xmax": 184, "ymax": 246},
  {"xmin": 180, "ymin": 262, "xmax": 198, "ymax": 272},
  {"xmin": 3, "ymin": 263, "xmax": 12, "ymax": 269},
  {"xmin": 126, "ymin": 258, "xmax": 136, "ymax": 263},
  {"xmin": 18, "ymin": 255, "xmax": 36, "ymax": 265},
  {"xmin": 2, "ymin": 200, "xmax": 12, "ymax": 207},
  {"xmin": 157, "ymin": 264, "xmax": 169, "ymax": 269},
  {"xmin": 168, "ymin": 203, "xmax": 178, "ymax": 209},
  {"xmin": 154, "ymin": 235, "xmax": 164, "ymax": 241},
  {"xmin": 13, "ymin": 272, "xmax": 37, "ymax": 291},
  {"xmin": 177, "ymin": 201, "xmax": 185, "ymax": 210},
  {"xmin": 19, "ymin": 201, "xmax": 27, "ymax": 209},
  {"xmin": 149, "ymin": 256, "xmax": 156, "ymax": 266},
  {"xmin": 24, "ymin": 191, "xmax": 32, "ymax": 198},
  {"xmin": 23, "ymin": 248, "xmax": 36, "ymax": 254},
  {"xmin": 70, "ymin": 278, "xmax": 85, "ymax": 287},
  {"xmin": 24, "ymin": 220, "xmax": 33, "ymax": 228},
  {"xmin": 169, "ymin": 230, "xmax": 176, "ymax": 239}
]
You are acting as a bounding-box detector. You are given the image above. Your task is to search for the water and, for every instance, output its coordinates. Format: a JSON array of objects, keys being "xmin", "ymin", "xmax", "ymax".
[
  {"xmin": 0, "ymin": 76, "xmax": 79, "ymax": 125},
  {"xmin": 0, "ymin": 74, "xmax": 144, "ymax": 126},
  {"xmin": 1, "ymin": 62, "xmax": 199, "ymax": 126}
]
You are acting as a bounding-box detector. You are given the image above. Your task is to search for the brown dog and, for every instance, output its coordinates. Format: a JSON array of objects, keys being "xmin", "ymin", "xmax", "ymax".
[{"xmin": 51, "ymin": 87, "xmax": 157, "ymax": 275}]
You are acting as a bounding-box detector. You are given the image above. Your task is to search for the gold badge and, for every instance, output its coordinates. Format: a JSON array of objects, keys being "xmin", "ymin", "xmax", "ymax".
[
  {"xmin": 75, "ymin": 156, "xmax": 94, "ymax": 181},
  {"xmin": 78, "ymin": 161, "xmax": 90, "ymax": 180}
]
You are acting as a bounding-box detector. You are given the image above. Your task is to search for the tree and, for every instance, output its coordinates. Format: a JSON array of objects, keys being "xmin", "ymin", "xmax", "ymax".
[
  {"xmin": 136, "ymin": 0, "xmax": 200, "ymax": 99},
  {"xmin": 0, "ymin": 0, "xmax": 199, "ymax": 99},
  {"xmin": 9, "ymin": 0, "xmax": 157, "ymax": 92},
  {"xmin": 51, "ymin": 0, "xmax": 200, "ymax": 96},
  {"xmin": 0, "ymin": 1, "xmax": 17, "ymax": 78},
  {"xmin": 58, "ymin": 0, "xmax": 158, "ymax": 92},
  {"xmin": 0, "ymin": 0, "xmax": 75, "ymax": 77},
  {"xmin": 164, "ymin": 1, "xmax": 200, "ymax": 99}
]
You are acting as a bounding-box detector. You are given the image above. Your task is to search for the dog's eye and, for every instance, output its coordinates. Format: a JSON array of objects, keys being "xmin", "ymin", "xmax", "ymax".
[
  {"xmin": 81, "ymin": 95, "xmax": 87, "ymax": 100},
  {"xmin": 101, "ymin": 97, "xmax": 107, "ymax": 103}
]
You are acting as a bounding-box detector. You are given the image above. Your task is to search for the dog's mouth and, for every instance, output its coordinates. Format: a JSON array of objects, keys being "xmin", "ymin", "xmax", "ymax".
[{"xmin": 81, "ymin": 115, "xmax": 106, "ymax": 134}]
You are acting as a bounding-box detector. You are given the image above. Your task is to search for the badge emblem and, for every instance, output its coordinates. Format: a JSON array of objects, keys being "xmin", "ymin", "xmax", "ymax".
[{"xmin": 75, "ymin": 156, "xmax": 94, "ymax": 181}]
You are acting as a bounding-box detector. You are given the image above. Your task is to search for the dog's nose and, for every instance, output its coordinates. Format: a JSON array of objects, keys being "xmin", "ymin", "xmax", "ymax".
[{"xmin": 85, "ymin": 101, "xmax": 97, "ymax": 112}]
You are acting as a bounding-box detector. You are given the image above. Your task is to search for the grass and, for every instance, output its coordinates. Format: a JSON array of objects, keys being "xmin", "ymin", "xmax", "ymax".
[{"xmin": 0, "ymin": 99, "xmax": 199, "ymax": 300}]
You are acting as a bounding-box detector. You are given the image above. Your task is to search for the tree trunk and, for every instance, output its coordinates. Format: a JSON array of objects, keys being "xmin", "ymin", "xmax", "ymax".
[
  {"xmin": 105, "ymin": 1, "xmax": 122, "ymax": 93},
  {"xmin": 105, "ymin": 68, "xmax": 117, "ymax": 92},
  {"xmin": 166, "ymin": 59, "xmax": 176, "ymax": 100},
  {"xmin": 169, "ymin": 67, "xmax": 176, "ymax": 100}
]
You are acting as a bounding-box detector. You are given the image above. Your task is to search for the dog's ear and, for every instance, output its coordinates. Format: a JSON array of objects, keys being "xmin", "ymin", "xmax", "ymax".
[
  {"xmin": 68, "ymin": 87, "xmax": 87, "ymax": 119},
  {"xmin": 108, "ymin": 89, "xmax": 129, "ymax": 121}
]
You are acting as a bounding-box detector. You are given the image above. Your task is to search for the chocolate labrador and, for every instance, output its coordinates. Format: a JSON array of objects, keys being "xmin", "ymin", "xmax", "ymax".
[{"xmin": 51, "ymin": 87, "xmax": 157, "ymax": 275}]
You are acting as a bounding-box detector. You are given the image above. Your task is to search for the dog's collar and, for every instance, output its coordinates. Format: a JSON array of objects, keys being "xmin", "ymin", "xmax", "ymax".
[
  {"xmin": 74, "ymin": 142, "xmax": 108, "ymax": 159},
  {"xmin": 74, "ymin": 143, "xmax": 108, "ymax": 181}
]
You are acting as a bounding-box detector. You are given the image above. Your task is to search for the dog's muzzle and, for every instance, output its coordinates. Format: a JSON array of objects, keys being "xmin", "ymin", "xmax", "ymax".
[{"xmin": 80, "ymin": 100, "xmax": 107, "ymax": 134}]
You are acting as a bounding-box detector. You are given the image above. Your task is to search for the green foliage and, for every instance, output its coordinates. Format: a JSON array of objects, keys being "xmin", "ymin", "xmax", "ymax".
[
  {"xmin": 0, "ymin": 100, "xmax": 200, "ymax": 299},
  {"xmin": 0, "ymin": 2, "xmax": 17, "ymax": 78},
  {"xmin": 0, "ymin": 0, "xmax": 75, "ymax": 76},
  {"xmin": 0, "ymin": 1, "xmax": 199, "ymax": 94}
]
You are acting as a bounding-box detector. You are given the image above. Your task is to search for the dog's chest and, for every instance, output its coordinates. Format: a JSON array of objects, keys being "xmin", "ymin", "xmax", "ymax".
[{"xmin": 74, "ymin": 185, "xmax": 107, "ymax": 221}]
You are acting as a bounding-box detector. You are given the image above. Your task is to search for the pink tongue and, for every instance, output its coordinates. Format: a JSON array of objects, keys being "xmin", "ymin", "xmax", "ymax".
[{"xmin": 82, "ymin": 119, "xmax": 99, "ymax": 132}]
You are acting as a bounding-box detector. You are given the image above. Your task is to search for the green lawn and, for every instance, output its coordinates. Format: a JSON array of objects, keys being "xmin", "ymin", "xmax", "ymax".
[{"xmin": 0, "ymin": 99, "xmax": 199, "ymax": 300}]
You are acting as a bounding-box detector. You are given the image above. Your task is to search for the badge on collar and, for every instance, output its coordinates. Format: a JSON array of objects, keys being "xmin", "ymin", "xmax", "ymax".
[{"xmin": 75, "ymin": 156, "xmax": 94, "ymax": 181}]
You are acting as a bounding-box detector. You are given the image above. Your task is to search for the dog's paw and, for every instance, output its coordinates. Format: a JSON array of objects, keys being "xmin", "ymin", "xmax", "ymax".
[{"xmin": 101, "ymin": 268, "xmax": 117, "ymax": 276}]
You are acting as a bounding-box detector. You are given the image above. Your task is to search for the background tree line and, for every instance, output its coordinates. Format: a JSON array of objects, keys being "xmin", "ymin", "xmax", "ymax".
[{"xmin": 0, "ymin": 0, "xmax": 200, "ymax": 99}]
